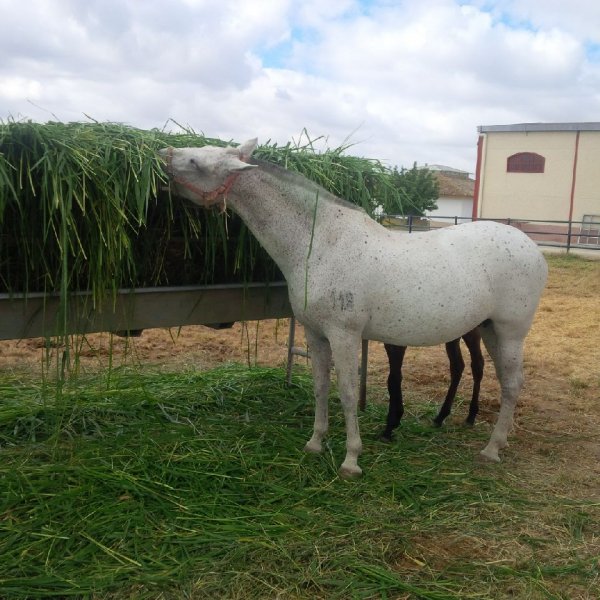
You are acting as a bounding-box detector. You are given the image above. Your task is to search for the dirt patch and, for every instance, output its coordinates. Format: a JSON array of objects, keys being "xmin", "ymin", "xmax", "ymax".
[{"xmin": 1, "ymin": 253, "xmax": 599, "ymax": 497}]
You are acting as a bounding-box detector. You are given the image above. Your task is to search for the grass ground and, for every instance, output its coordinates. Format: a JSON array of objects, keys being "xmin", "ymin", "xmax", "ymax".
[{"xmin": 0, "ymin": 253, "xmax": 598, "ymax": 598}]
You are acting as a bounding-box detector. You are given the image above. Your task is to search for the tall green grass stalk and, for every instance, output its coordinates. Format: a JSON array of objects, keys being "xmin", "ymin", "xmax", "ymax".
[{"xmin": 304, "ymin": 190, "xmax": 320, "ymax": 310}]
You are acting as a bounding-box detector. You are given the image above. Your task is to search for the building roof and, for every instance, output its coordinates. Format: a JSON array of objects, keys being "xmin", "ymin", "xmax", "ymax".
[
  {"xmin": 418, "ymin": 164, "xmax": 475, "ymax": 197},
  {"xmin": 478, "ymin": 122, "xmax": 600, "ymax": 133},
  {"xmin": 420, "ymin": 164, "xmax": 469, "ymax": 175},
  {"xmin": 435, "ymin": 172, "xmax": 474, "ymax": 198}
]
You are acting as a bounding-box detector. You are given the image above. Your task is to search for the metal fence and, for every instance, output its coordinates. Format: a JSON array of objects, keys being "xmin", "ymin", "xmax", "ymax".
[{"xmin": 380, "ymin": 214, "xmax": 600, "ymax": 252}]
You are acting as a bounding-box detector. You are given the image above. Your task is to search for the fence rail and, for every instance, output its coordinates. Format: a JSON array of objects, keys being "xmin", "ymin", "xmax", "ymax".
[{"xmin": 380, "ymin": 214, "xmax": 600, "ymax": 252}]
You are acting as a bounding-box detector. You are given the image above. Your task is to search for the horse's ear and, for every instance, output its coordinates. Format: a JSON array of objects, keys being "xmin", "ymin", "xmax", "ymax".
[{"xmin": 238, "ymin": 138, "xmax": 258, "ymax": 160}]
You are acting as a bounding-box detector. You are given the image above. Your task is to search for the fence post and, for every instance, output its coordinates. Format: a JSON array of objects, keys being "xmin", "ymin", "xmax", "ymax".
[
  {"xmin": 566, "ymin": 219, "xmax": 573, "ymax": 253},
  {"xmin": 454, "ymin": 216, "xmax": 458, "ymax": 225},
  {"xmin": 408, "ymin": 214, "xmax": 413, "ymax": 233}
]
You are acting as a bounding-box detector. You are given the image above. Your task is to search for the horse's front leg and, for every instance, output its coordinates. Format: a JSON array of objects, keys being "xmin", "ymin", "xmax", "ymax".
[
  {"xmin": 329, "ymin": 331, "xmax": 363, "ymax": 478},
  {"xmin": 303, "ymin": 326, "xmax": 332, "ymax": 454}
]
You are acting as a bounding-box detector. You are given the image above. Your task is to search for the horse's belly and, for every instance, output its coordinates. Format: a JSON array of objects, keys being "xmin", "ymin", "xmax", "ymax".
[
  {"xmin": 363, "ymin": 281, "xmax": 493, "ymax": 346},
  {"xmin": 364, "ymin": 310, "xmax": 487, "ymax": 346}
]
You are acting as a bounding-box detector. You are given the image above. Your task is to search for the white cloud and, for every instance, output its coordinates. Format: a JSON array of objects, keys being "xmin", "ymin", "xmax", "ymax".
[
  {"xmin": 470, "ymin": 0, "xmax": 600, "ymax": 42},
  {"xmin": 1, "ymin": 0, "xmax": 599, "ymax": 172}
]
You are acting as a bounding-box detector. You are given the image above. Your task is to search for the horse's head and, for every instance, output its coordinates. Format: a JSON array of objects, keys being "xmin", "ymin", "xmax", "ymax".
[{"xmin": 159, "ymin": 138, "xmax": 258, "ymax": 208}]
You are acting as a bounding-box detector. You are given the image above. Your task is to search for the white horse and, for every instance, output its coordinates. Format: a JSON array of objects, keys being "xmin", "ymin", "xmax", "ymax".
[{"xmin": 160, "ymin": 139, "xmax": 548, "ymax": 478}]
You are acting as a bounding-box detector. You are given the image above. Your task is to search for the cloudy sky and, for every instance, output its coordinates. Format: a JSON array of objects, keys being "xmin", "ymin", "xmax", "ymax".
[{"xmin": 1, "ymin": 0, "xmax": 599, "ymax": 173}]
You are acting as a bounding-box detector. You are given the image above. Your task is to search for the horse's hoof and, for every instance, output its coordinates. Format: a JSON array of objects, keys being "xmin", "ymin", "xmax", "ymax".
[
  {"xmin": 338, "ymin": 464, "xmax": 363, "ymax": 479},
  {"xmin": 432, "ymin": 419, "xmax": 444, "ymax": 428},
  {"xmin": 303, "ymin": 441, "xmax": 323, "ymax": 454},
  {"xmin": 478, "ymin": 448, "xmax": 501, "ymax": 463},
  {"xmin": 379, "ymin": 432, "xmax": 393, "ymax": 443},
  {"xmin": 464, "ymin": 418, "xmax": 475, "ymax": 428}
]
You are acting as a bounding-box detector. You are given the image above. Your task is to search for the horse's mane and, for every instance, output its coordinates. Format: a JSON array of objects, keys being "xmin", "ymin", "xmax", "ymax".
[{"xmin": 251, "ymin": 158, "xmax": 366, "ymax": 214}]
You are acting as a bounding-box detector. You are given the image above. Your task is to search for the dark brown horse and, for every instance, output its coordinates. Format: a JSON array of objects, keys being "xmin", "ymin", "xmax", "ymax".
[{"xmin": 381, "ymin": 328, "xmax": 484, "ymax": 440}]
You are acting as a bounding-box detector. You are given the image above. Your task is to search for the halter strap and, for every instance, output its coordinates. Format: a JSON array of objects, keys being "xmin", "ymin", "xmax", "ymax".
[{"xmin": 165, "ymin": 147, "xmax": 241, "ymax": 213}]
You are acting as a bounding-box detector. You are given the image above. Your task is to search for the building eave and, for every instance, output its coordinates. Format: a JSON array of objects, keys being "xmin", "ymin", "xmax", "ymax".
[{"xmin": 478, "ymin": 122, "xmax": 600, "ymax": 133}]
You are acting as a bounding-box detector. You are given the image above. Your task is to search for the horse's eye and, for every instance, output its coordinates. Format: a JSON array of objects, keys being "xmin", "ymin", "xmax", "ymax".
[{"xmin": 189, "ymin": 158, "xmax": 205, "ymax": 174}]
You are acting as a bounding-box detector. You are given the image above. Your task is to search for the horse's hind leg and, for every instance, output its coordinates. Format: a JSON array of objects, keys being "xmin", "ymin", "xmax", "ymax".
[
  {"xmin": 382, "ymin": 344, "xmax": 407, "ymax": 441},
  {"xmin": 479, "ymin": 322, "xmax": 524, "ymax": 462},
  {"xmin": 303, "ymin": 326, "xmax": 332, "ymax": 454},
  {"xmin": 462, "ymin": 328, "xmax": 484, "ymax": 426},
  {"xmin": 433, "ymin": 338, "xmax": 464, "ymax": 427}
]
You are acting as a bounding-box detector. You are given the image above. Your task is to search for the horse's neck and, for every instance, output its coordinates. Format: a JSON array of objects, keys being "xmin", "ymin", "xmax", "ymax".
[{"xmin": 227, "ymin": 168, "xmax": 329, "ymax": 279}]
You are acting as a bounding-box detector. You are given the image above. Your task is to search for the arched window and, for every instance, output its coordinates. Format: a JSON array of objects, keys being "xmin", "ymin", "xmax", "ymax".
[{"xmin": 507, "ymin": 152, "xmax": 545, "ymax": 173}]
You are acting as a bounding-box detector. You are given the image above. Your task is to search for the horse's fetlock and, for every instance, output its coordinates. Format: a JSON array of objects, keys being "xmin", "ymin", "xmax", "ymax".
[
  {"xmin": 304, "ymin": 439, "xmax": 323, "ymax": 454},
  {"xmin": 339, "ymin": 462, "xmax": 362, "ymax": 479},
  {"xmin": 478, "ymin": 447, "xmax": 501, "ymax": 463}
]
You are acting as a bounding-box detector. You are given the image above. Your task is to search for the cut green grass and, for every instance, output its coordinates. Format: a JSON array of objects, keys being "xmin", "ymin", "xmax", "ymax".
[
  {"xmin": 0, "ymin": 121, "xmax": 410, "ymax": 375},
  {"xmin": 0, "ymin": 121, "xmax": 403, "ymax": 301},
  {"xmin": 0, "ymin": 366, "xmax": 597, "ymax": 598}
]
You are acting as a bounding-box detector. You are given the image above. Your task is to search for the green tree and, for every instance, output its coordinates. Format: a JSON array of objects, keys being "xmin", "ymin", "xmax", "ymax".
[{"xmin": 384, "ymin": 163, "xmax": 439, "ymax": 216}]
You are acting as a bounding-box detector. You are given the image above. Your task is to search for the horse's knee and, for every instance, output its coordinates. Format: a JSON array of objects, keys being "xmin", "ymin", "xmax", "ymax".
[
  {"xmin": 455, "ymin": 358, "xmax": 465, "ymax": 378},
  {"xmin": 471, "ymin": 357, "xmax": 484, "ymax": 381},
  {"xmin": 500, "ymin": 378, "xmax": 522, "ymax": 401},
  {"xmin": 387, "ymin": 373, "xmax": 402, "ymax": 397}
]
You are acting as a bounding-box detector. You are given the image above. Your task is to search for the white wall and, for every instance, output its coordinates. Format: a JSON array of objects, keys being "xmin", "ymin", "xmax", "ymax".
[{"xmin": 426, "ymin": 196, "xmax": 473, "ymax": 220}]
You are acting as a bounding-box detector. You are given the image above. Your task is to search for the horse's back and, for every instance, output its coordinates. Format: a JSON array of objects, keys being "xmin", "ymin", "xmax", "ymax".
[
  {"xmin": 401, "ymin": 220, "xmax": 546, "ymax": 282},
  {"xmin": 361, "ymin": 221, "xmax": 547, "ymax": 345}
]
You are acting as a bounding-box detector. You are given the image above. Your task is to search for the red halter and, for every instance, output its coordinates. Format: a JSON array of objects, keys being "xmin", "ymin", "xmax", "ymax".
[{"xmin": 165, "ymin": 147, "xmax": 241, "ymax": 212}]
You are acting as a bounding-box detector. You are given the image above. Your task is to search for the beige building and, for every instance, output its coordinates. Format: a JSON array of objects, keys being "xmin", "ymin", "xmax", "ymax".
[{"xmin": 473, "ymin": 123, "xmax": 600, "ymax": 234}]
